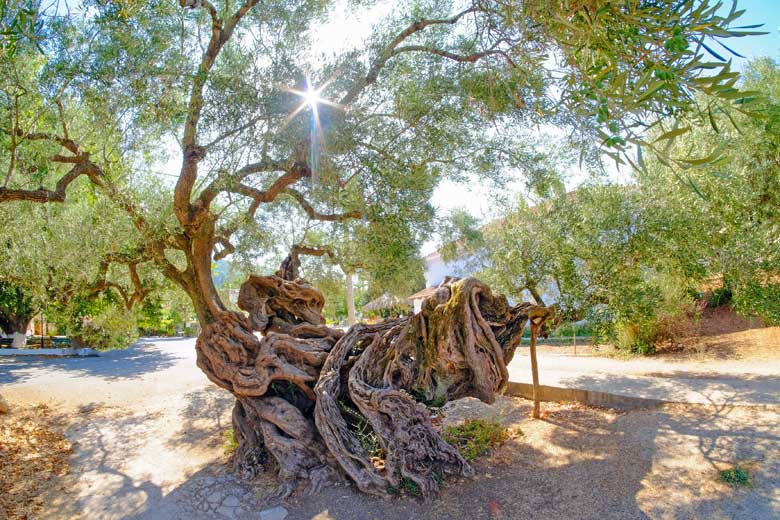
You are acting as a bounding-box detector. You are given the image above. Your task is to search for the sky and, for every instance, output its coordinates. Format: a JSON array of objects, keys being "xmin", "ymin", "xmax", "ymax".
[{"xmin": 308, "ymin": 1, "xmax": 780, "ymax": 254}]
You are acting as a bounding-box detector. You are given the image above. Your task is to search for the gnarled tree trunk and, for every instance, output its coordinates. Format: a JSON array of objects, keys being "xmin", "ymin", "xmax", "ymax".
[{"xmin": 193, "ymin": 257, "xmax": 546, "ymax": 499}]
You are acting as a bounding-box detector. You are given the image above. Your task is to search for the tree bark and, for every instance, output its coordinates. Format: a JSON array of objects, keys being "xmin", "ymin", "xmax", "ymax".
[
  {"xmin": 345, "ymin": 271, "xmax": 356, "ymax": 326},
  {"xmin": 0, "ymin": 285, "xmax": 37, "ymax": 348},
  {"xmin": 526, "ymin": 306, "xmax": 555, "ymax": 420},
  {"xmin": 526, "ymin": 282, "xmax": 545, "ymax": 306},
  {"xmin": 192, "ymin": 265, "xmax": 549, "ymax": 499},
  {"xmin": 5, "ymin": 315, "xmax": 32, "ymax": 348}
]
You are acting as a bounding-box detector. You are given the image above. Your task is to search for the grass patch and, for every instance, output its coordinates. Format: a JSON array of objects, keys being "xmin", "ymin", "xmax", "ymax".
[
  {"xmin": 442, "ymin": 419, "xmax": 515, "ymax": 461},
  {"xmin": 719, "ymin": 465, "xmax": 751, "ymax": 487},
  {"xmin": 222, "ymin": 428, "xmax": 238, "ymax": 455}
]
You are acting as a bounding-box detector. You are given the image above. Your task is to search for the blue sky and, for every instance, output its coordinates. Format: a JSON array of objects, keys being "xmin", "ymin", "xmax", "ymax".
[{"xmin": 721, "ymin": 1, "xmax": 780, "ymax": 64}]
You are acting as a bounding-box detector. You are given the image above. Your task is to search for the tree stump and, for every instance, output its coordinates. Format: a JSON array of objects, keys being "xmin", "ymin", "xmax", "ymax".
[{"xmin": 195, "ymin": 268, "xmax": 546, "ymax": 499}]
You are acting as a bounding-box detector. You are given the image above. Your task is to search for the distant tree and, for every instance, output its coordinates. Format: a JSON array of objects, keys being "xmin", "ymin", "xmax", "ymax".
[
  {"xmin": 638, "ymin": 58, "xmax": 780, "ymax": 324},
  {"xmin": 0, "ymin": 282, "xmax": 38, "ymax": 345},
  {"xmin": 0, "ymin": 191, "xmax": 158, "ymax": 347}
]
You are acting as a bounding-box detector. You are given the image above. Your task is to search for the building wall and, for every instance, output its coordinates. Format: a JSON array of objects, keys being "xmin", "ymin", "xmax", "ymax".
[
  {"xmin": 423, "ymin": 251, "xmax": 473, "ymax": 287},
  {"xmin": 420, "ymin": 250, "xmax": 559, "ymax": 307}
]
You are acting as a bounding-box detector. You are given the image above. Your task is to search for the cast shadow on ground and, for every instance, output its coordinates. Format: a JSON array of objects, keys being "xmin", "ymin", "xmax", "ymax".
[
  {"xmin": 0, "ymin": 338, "xmax": 185, "ymax": 385},
  {"xmin": 46, "ymin": 393, "xmax": 779, "ymax": 519},
  {"xmin": 130, "ymin": 400, "xmax": 658, "ymax": 519},
  {"xmin": 565, "ymin": 372, "xmax": 780, "ymax": 407},
  {"xmin": 649, "ymin": 402, "xmax": 780, "ymax": 519},
  {"xmin": 40, "ymin": 403, "xmax": 167, "ymax": 519},
  {"xmin": 165, "ymin": 386, "xmax": 235, "ymax": 449}
]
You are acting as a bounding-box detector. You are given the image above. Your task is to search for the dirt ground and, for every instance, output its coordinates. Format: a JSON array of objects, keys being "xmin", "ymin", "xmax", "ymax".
[
  {"xmin": 5, "ymin": 393, "xmax": 777, "ymax": 520},
  {"xmin": 2, "ymin": 330, "xmax": 779, "ymax": 519},
  {"xmin": 235, "ymin": 398, "xmax": 780, "ymax": 520},
  {"xmin": 0, "ymin": 404, "xmax": 72, "ymax": 519}
]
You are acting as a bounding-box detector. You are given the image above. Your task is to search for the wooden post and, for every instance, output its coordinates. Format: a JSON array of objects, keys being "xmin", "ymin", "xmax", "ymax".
[
  {"xmin": 530, "ymin": 321, "xmax": 541, "ymax": 419},
  {"xmin": 345, "ymin": 272, "xmax": 356, "ymax": 326},
  {"xmin": 573, "ymin": 325, "xmax": 577, "ymax": 356}
]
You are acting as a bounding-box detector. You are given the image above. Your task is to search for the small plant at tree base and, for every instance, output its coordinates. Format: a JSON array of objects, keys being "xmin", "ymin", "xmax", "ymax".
[
  {"xmin": 401, "ymin": 477, "xmax": 420, "ymax": 495},
  {"xmin": 442, "ymin": 419, "xmax": 514, "ymax": 462},
  {"xmin": 222, "ymin": 428, "xmax": 238, "ymax": 455},
  {"xmin": 719, "ymin": 465, "xmax": 751, "ymax": 487},
  {"xmin": 337, "ymin": 398, "xmax": 383, "ymax": 458}
]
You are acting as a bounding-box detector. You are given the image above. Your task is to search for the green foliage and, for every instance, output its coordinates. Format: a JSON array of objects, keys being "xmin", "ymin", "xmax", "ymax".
[
  {"xmin": 707, "ymin": 287, "xmax": 733, "ymax": 309},
  {"xmin": 733, "ymin": 281, "xmax": 780, "ymax": 326},
  {"xmin": 137, "ymin": 285, "xmax": 195, "ymax": 335},
  {"xmin": 0, "ymin": 0, "xmax": 770, "ymax": 337},
  {"xmin": 0, "ymin": 0, "xmax": 42, "ymax": 55},
  {"xmin": 77, "ymin": 305, "xmax": 139, "ymax": 351},
  {"xmin": 441, "ymin": 419, "xmax": 512, "ymax": 462},
  {"xmin": 513, "ymin": 0, "xmax": 765, "ymax": 166},
  {"xmin": 719, "ymin": 465, "xmax": 751, "ymax": 487},
  {"xmin": 399, "ymin": 477, "xmax": 421, "ymax": 495},
  {"xmin": 337, "ymin": 398, "xmax": 382, "ymax": 458},
  {"xmin": 46, "ymin": 292, "xmax": 139, "ymax": 350},
  {"xmin": 439, "ymin": 210, "xmax": 485, "ymax": 263},
  {"xmin": 222, "ymin": 429, "xmax": 238, "ymax": 455},
  {"xmin": 0, "ymin": 281, "xmax": 39, "ymax": 333}
]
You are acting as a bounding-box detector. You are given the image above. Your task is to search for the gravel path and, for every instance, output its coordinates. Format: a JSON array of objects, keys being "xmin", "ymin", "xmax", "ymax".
[{"xmin": 2, "ymin": 338, "xmax": 779, "ymax": 519}]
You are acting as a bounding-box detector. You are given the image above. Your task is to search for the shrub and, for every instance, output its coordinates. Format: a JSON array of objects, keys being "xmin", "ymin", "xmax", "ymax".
[
  {"xmin": 607, "ymin": 272, "xmax": 698, "ymax": 355},
  {"xmin": 614, "ymin": 318, "xmax": 657, "ymax": 355},
  {"xmin": 441, "ymin": 419, "xmax": 512, "ymax": 461},
  {"xmin": 733, "ymin": 280, "xmax": 780, "ymax": 326},
  {"xmin": 706, "ymin": 287, "xmax": 733, "ymax": 308},
  {"xmin": 78, "ymin": 306, "xmax": 139, "ymax": 350}
]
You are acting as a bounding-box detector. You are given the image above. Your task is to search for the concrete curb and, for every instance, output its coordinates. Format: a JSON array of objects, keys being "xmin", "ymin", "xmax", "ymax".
[
  {"xmin": 505, "ymin": 381, "xmax": 668, "ymax": 410},
  {"xmin": 0, "ymin": 347, "xmax": 99, "ymax": 357}
]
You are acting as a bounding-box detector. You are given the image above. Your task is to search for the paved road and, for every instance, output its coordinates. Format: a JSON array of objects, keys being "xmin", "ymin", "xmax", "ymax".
[
  {"xmin": 507, "ymin": 346, "xmax": 780, "ymax": 407},
  {"xmin": 0, "ymin": 337, "xmax": 210, "ymax": 408},
  {"xmin": 3, "ymin": 338, "xmax": 780, "ymax": 409}
]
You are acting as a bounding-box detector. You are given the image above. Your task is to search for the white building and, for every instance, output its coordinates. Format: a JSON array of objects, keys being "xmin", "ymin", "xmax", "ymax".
[{"xmin": 409, "ymin": 245, "xmax": 558, "ymax": 313}]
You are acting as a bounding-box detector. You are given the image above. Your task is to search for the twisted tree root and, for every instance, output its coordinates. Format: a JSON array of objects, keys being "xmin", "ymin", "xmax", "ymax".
[{"xmin": 195, "ymin": 272, "xmax": 547, "ymax": 499}]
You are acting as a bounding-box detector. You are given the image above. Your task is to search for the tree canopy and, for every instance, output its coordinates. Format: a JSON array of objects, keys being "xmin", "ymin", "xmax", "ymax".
[
  {"xmin": 460, "ymin": 57, "xmax": 780, "ymax": 353},
  {"xmin": 0, "ymin": 1, "xmax": 763, "ymax": 323}
]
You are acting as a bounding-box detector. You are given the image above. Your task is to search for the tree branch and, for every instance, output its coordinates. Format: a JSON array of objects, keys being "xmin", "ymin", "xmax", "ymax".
[
  {"xmin": 90, "ymin": 251, "xmax": 151, "ymax": 310},
  {"xmin": 0, "ymin": 160, "xmax": 103, "ymax": 203},
  {"xmin": 213, "ymin": 236, "xmax": 235, "ymax": 261},
  {"xmin": 197, "ymin": 157, "xmax": 288, "ymax": 210},
  {"xmin": 340, "ymin": 6, "xmax": 478, "ymax": 105},
  {"xmin": 391, "ymin": 46, "xmax": 502, "ymax": 63},
  {"xmin": 283, "ymin": 188, "xmax": 362, "ymax": 222},
  {"xmin": 276, "ymin": 243, "xmax": 337, "ymax": 280},
  {"xmin": 203, "ymin": 114, "xmax": 266, "ymax": 149},
  {"xmin": 175, "ymin": 0, "xmax": 261, "ymax": 227},
  {"xmin": 21, "ymin": 130, "xmax": 81, "ymax": 155}
]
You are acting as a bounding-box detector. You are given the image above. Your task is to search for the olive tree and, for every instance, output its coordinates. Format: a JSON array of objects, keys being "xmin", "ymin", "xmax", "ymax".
[{"xmin": 0, "ymin": 0, "xmax": 763, "ymax": 498}]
